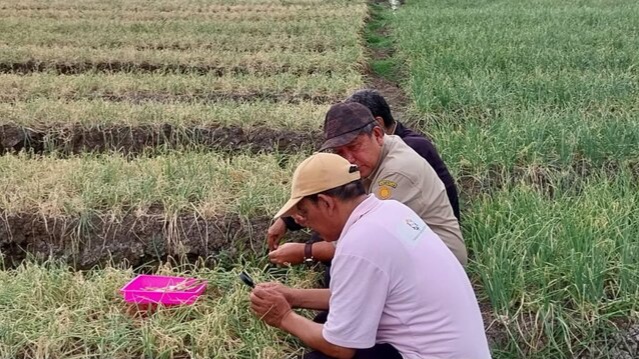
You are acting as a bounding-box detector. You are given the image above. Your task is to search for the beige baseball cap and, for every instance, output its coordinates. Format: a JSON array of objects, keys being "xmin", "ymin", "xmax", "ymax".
[{"xmin": 274, "ymin": 153, "xmax": 361, "ymax": 219}]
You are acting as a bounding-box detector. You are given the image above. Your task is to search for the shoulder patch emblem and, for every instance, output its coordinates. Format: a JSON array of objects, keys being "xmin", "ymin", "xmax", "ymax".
[
  {"xmin": 378, "ymin": 179, "xmax": 397, "ymax": 188},
  {"xmin": 378, "ymin": 185, "xmax": 392, "ymax": 200}
]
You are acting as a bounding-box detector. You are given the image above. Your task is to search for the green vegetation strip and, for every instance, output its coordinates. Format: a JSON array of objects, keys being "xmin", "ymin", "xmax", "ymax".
[
  {"xmin": 0, "ymin": 150, "xmax": 633, "ymax": 220},
  {"xmin": 392, "ymin": 0, "xmax": 639, "ymax": 356},
  {"xmin": 0, "ymin": 262, "xmax": 317, "ymax": 358},
  {"xmin": 417, "ymin": 106, "xmax": 639, "ymax": 173},
  {"xmin": 1, "ymin": 32, "xmax": 354, "ymax": 53},
  {"xmin": 0, "ymin": 0, "xmax": 356, "ymax": 11},
  {"xmin": 0, "ymin": 16, "xmax": 362, "ymax": 47},
  {"xmin": 0, "ymin": 1, "xmax": 365, "ymax": 54},
  {"xmin": 0, "ymin": 152, "xmax": 303, "ymax": 217},
  {"xmin": 466, "ymin": 168, "xmax": 639, "ymax": 357},
  {"xmin": 0, "ymin": 99, "xmax": 326, "ymax": 130},
  {"xmin": 0, "ymin": 72, "xmax": 362, "ymax": 103},
  {"xmin": 0, "ymin": 46, "xmax": 364, "ymax": 75},
  {"xmin": 0, "ymin": 4, "xmax": 362, "ymax": 21},
  {"xmin": 394, "ymin": 0, "xmax": 639, "ymax": 113}
]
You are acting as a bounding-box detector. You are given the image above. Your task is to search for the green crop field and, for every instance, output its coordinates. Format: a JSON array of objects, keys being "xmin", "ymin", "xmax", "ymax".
[
  {"xmin": 0, "ymin": 0, "xmax": 638, "ymax": 358},
  {"xmin": 391, "ymin": 0, "xmax": 639, "ymax": 357}
]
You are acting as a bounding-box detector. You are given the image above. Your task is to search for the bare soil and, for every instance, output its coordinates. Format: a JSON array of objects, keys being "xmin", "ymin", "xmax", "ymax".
[
  {"xmin": 133, "ymin": 41, "xmax": 335, "ymax": 53},
  {"xmin": 0, "ymin": 91, "xmax": 338, "ymax": 105},
  {"xmin": 96, "ymin": 92, "xmax": 337, "ymax": 104},
  {"xmin": 0, "ymin": 60, "xmax": 336, "ymax": 76},
  {"xmin": 0, "ymin": 123, "xmax": 322, "ymax": 155},
  {"xmin": 0, "ymin": 212, "xmax": 308, "ymax": 269},
  {"xmin": 363, "ymin": 0, "xmax": 411, "ymax": 125}
]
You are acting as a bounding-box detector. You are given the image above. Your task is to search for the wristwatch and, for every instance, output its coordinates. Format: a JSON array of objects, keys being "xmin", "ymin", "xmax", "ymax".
[{"xmin": 304, "ymin": 241, "xmax": 315, "ymax": 264}]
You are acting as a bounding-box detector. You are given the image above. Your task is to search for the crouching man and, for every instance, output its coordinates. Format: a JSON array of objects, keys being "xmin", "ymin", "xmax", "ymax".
[{"xmin": 250, "ymin": 153, "xmax": 491, "ymax": 359}]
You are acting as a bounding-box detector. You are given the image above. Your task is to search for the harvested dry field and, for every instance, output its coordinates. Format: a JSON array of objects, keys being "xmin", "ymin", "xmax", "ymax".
[{"xmin": 0, "ymin": 0, "xmax": 367, "ymax": 268}]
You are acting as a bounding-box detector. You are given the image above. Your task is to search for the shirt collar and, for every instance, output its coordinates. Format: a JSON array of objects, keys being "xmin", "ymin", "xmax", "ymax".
[
  {"xmin": 364, "ymin": 135, "xmax": 393, "ymax": 183},
  {"xmin": 387, "ymin": 122, "xmax": 398, "ymax": 135},
  {"xmin": 393, "ymin": 121, "xmax": 406, "ymax": 136}
]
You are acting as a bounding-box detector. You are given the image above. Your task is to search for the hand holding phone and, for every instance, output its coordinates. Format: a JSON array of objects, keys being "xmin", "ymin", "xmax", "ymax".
[{"xmin": 239, "ymin": 271, "xmax": 255, "ymax": 288}]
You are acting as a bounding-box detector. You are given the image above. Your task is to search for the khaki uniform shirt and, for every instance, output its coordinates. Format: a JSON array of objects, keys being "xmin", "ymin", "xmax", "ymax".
[{"xmin": 363, "ymin": 135, "xmax": 467, "ymax": 265}]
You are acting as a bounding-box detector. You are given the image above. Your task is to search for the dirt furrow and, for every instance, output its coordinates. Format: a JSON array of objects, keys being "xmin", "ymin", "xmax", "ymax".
[
  {"xmin": 0, "ymin": 91, "xmax": 339, "ymax": 105},
  {"xmin": 0, "ymin": 60, "xmax": 337, "ymax": 76},
  {"xmin": 0, "ymin": 212, "xmax": 307, "ymax": 269},
  {"xmin": 0, "ymin": 124, "xmax": 322, "ymax": 155}
]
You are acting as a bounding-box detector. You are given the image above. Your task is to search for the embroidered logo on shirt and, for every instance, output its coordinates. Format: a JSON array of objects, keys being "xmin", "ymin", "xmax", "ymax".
[
  {"xmin": 406, "ymin": 219, "xmax": 421, "ymax": 231},
  {"xmin": 378, "ymin": 186, "xmax": 392, "ymax": 199},
  {"xmin": 378, "ymin": 179, "xmax": 397, "ymax": 188},
  {"xmin": 396, "ymin": 216, "xmax": 426, "ymax": 245}
]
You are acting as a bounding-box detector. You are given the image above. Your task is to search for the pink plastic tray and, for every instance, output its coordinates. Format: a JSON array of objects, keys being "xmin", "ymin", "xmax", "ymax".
[{"xmin": 120, "ymin": 274, "xmax": 207, "ymax": 305}]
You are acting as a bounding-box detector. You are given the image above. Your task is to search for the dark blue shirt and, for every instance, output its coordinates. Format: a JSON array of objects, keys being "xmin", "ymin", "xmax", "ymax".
[{"xmin": 393, "ymin": 122, "xmax": 460, "ymax": 221}]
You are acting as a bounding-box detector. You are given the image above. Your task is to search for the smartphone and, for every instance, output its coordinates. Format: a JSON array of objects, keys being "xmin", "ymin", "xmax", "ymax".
[{"xmin": 239, "ymin": 271, "xmax": 255, "ymax": 288}]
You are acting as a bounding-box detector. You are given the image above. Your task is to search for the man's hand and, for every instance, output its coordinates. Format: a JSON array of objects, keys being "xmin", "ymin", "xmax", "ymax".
[
  {"xmin": 250, "ymin": 286, "xmax": 293, "ymax": 328},
  {"xmin": 267, "ymin": 218, "xmax": 288, "ymax": 250},
  {"xmin": 255, "ymin": 282, "xmax": 295, "ymax": 305},
  {"xmin": 268, "ymin": 242, "xmax": 305, "ymax": 266}
]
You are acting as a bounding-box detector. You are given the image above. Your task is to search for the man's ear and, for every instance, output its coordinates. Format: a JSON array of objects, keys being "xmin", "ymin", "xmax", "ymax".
[
  {"xmin": 374, "ymin": 116, "xmax": 387, "ymax": 133},
  {"xmin": 316, "ymin": 194, "xmax": 336, "ymax": 214},
  {"xmin": 372, "ymin": 126, "xmax": 385, "ymax": 145}
]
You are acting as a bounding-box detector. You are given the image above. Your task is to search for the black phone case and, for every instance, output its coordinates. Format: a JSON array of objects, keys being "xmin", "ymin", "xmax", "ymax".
[{"xmin": 239, "ymin": 271, "xmax": 255, "ymax": 288}]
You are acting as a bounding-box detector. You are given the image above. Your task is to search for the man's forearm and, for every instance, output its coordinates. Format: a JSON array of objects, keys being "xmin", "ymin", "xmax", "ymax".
[
  {"xmin": 280, "ymin": 312, "xmax": 355, "ymax": 359},
  {"xmin": 289, "ymin": 288, "xmax": 331, "ymax": 310},
  {"xmin": 311, "ymin": 241, "xmax": 336, "ymax": 262}
]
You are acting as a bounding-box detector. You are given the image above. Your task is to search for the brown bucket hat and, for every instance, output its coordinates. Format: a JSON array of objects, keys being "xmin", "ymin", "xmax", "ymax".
[{"xmin": 319, "ymin": 102, "xmax": 376, "ymax": 151}]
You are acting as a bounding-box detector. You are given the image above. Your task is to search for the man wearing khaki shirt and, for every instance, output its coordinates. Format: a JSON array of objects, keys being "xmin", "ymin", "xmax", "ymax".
[
  {"xmin": 358, "ymin": 136, "xmax": 466, "ymax": 264},
  {"xmin": 268, "ymin": 102, "xmax": 467, "ymax": 266}
]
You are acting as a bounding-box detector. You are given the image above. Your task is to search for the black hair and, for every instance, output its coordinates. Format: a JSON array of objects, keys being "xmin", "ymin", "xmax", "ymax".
[
  {"xmin": 345, "ymin": 89, "xmax": 395, "ymax": 127},
  {"xmin": 306, "ymin": 180, "xmax": 366, "ymax": 203},
  {"xmin": 359, "ymin": 122, "xmax": 377, "ymax": 136}
]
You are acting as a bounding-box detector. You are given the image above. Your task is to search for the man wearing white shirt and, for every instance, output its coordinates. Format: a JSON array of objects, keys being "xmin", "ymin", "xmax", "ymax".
[{"xmin": 250, "ymin": 153, "xmax": 491, "ymax": 359}]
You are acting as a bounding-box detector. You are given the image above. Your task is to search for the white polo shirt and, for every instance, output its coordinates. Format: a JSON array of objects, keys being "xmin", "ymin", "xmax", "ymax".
[{"xmin": 323, "ymin": 195, "xmax": 491, "ymax": 359}]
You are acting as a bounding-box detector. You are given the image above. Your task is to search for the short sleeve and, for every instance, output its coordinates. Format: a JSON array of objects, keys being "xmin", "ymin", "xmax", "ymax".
[
  {"xmin": 322, "ymin": 254, "xmax": 389, "ymax": 348},
  {"xmin": 371, "ymin": 172, "xmax": 426, "ymax": 213}
]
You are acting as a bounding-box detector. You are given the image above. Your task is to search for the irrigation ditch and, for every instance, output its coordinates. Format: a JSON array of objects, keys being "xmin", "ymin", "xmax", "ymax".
[
  {"xmin": 0, "ymin": 212, "xmax": 309, "ymax": 269},
  {"xmin": 0, "ymin": 91, "xmax": 340, "ymax": 104},
  {"xmin": 0, "ymin": 123, "xmax": 321, "ymax": 155},
  {"xmin": 0, "ymin": 60, "xmax": 339, "ymax": 76}
]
